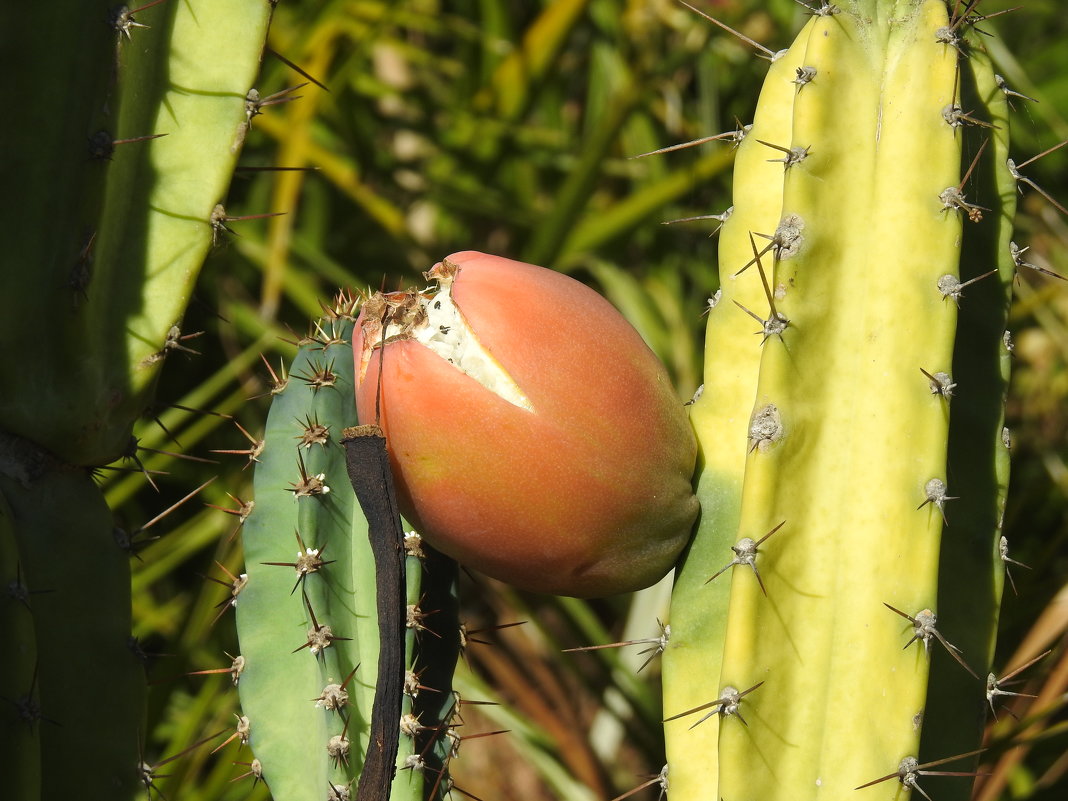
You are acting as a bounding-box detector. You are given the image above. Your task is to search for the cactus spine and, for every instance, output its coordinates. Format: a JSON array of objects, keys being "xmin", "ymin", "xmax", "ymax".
[{"xmin": 665, "ymin": 3, "xmax": 1014, "ymax": 801}]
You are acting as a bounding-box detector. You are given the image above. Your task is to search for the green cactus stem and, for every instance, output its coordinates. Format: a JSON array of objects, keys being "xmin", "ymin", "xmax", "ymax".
[
  {"xmin": 1, "ymin": 2, "xmax": 275, "ymax": 797},
  {"xmin": 235, "ymin": 303, "xmax": 459, "ymax": 801},
  {"xmin": 662, "ymin": 30, "xmax": 807, "ymax": 800},
  {"xmin": 0, "ymin": 451, "xmax": 146, "ymax": 799},
  {"xmin": 665, "ymin": 3, "xmax": 1015, "ymax": 801},
  {"xmin": 0, "ymin": 490, "xmax": 40, "ymax": 801},
  {"xmin": 919, "ymin": 41, "xmax": 1016, "ymax": 792},
  {"xmin": 1, "ymin": 0, "xmax": 272, "ymax": 466}
]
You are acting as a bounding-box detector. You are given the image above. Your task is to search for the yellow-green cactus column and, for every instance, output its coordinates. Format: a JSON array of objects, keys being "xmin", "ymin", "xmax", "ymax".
[
  {"xmin": 717, "ymin": 4, "xmax": 961, "ymax": 798},
  {"xmin": 665, "ymin": 2, "xmax": 1014, "ymax": 800},
  {"xmin": 661, "ymin": 25, "xmax": 811, "ymax": 799}
]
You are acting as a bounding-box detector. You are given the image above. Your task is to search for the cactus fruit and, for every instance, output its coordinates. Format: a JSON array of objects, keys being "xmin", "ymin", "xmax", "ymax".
[
  {"xmin": 235, "ymin": 303, "xmax": 460, "ymax": 801},
  {"xmin": 663, "ymin": 3, "xmax": 1017, "ymax": 801},
  {"xmin": 351, "ymin": 251, "xmax": 700, "ymax": 598}
]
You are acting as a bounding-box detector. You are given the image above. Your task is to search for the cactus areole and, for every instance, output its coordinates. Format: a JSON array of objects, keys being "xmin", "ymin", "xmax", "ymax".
[{"xmin": 352, "ymin": 251, "xmax": 699, "ymax": 597}]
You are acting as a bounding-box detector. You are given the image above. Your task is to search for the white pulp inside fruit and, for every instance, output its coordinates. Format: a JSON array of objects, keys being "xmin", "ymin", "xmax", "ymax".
[{"xmin": 381, "ymin": 282, "xmax": 534, "ymax": 412}]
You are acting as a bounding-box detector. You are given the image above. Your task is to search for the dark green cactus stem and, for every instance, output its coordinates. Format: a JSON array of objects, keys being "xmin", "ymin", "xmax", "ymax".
[
  {"xmin": 666, "ymin": 3, "xmax": 1015, "ymax": 800},
  {"xmin": 236, "ymin": 304, "xmax": 459, "ymax": 801},
  {"xmin": 1, "ymin": 0, "xmax": 272, "ymax": 466},
  {"xmin": 0, "ymin": 450, "xmax": 146, "ymax": 799},
  {"xmin": 0, "ymin": 490, "xmax": 40, "ymax": 801}
]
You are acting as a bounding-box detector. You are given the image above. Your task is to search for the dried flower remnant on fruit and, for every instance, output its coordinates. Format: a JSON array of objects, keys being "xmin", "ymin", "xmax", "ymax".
[{"xmin": 357, "ymin": 266, "xmax": 533, "ymax": 412}]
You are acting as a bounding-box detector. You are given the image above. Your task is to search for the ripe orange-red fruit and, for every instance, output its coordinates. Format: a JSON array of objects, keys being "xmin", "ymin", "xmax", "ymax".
[{"xmin": 353, "ymin": 251, "xmax": 698, "ymax": 597}]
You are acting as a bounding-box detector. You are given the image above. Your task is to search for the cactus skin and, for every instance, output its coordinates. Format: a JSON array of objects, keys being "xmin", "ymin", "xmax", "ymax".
[
  {"xmin": 662, "ymin": 34, "xmax": 807, "ymax": 800},
  {"xmin": 1, "ymin": 0, "xmax": 272, "ymax": 466},
  {"xmin": 0, "ymin": 490, "xmax": 40, "ymax": 801},
  {"xmin": 665, "ymin": 3, "xmax": 1014, "ymax": 801},
  {"xmin": 0, "ymin": 459, "xmax": 146, "ymax": 800},
  {"xmin": 236, "ymin": 311, "xmax": 459, "ymax": 801},
  {"xmin": 919, "ymin": 40, "xmax": 1016, "ymax": 791}
]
